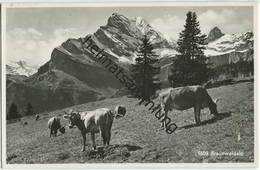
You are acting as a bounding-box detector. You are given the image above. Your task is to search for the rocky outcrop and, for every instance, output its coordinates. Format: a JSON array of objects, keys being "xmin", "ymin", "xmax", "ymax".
[
  {"xmin": 207, "ymin": 49, "xmax": 253, "ymax": 67},
  {"xmin": 206, "ymin": 27, "xmax": 224, "ymax": 43},
  {"xmin": 205, "ymin": 31, "xmax": 253, "ymax": 66},
  {"xmin": 94, "ymin": 13, "xmax": 173, "ymax": 61}
]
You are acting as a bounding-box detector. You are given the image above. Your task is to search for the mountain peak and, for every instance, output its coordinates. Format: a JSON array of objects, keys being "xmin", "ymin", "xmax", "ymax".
[
  {"xmin": 107, "ymin": 13, "xmax": 130, "ymax": 28},
  {"xmin": 134, "ymin": 17, "xmax": 150, "ymax": 34},
  {"xmin": 6, "ymin": 60, "xmax": 38, "ymax": 77},
  {"xmin": 134, "ymin": 17, "xmax": 148, "ymax": 25},
  {"xmin": 212, "ymin": 26, "xmax": 221, "ymax": 31},
  {"xmin": 206, "ymin": 26, "xmax": 224, "ymax": 43}
]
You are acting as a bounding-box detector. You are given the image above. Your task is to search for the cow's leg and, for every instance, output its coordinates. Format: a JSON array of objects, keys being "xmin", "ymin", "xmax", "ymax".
[
  {"xmin": 81, "ymin": 132, "xmax": 86, "ymax": 152},
  {"xmin": 91, "ymin": 132, "xmax": 96, "ymax": 150},
  {"xmin": 104, "ymin": 131, "xmax": 110, "ymax": 146},
  {"xmin": 106, "ymin": 123, "xmax": 112, "ymax": 146},
  {"xmin": 194, "ymin": 106, "xmax": 201, "ymax": 125},
  {"xmin": 194, "ymin": 107, "xmax": 197, "ymax": 123},
  {"xmin": 161, "ymin": 109, "xmax": 168, "ymax": 129},
  {"xmin": 101, "ymin": 131, "xmax": 107, "ymax": 146},
  {"xmin": 107, "ymin": 131, "xmax": 111, "ymax": 146},
  {"xmin": 50, "ymin": 130, "xmax": 52, "ymax": 137},
  {"xmin": 54, "ymin": 130, "xmax": 57, "ymax": 137},
  {"xmin": 160, "ymin": 103, "xmax": 165, "ymax": 128},
  {"xmin": 197, "ymin": 109, "xmax": 201, "ymax": 125}
]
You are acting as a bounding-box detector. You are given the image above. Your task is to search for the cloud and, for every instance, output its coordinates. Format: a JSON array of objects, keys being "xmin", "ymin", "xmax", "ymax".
[
  {"xmin": 7, "ymin": 28, "xmax": 83, "ymax": 66},
  {"xmin": 27, "ymin": 28, "xmax": 43, "ymax": 38},
  {"xmin": 150, "ymin": 14, "xmax": 185, "ymax": 40},
  {"xmin": 199, "ymin": 9, "xmax": 238, "ymax": 25},
  {"xmin": 198, "ymin": 9, "xmax": 240, "ymax": 34},
  {"xmin": 9, "ymin": 27, "xmax": 43, "ymax": 40},
  {"xmin": 150, "ymin": 9, "xmax": 252, "ymax": 40}
]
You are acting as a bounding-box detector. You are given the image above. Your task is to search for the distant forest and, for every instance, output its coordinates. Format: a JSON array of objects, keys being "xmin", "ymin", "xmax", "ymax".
[{"xmin": 212, "ymin": 60, "xmax": 253, "ymax": 81}]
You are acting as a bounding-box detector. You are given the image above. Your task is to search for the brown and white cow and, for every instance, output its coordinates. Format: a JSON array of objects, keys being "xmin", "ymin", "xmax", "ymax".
[
  {"xmin": 63, "ymin": 105, "xmax": 126, "ymax": 152},
  {"xmin": 48, "ymin": 117, "xmax": 65, "ymax": 137},
  {"xmin": 159, "ymin": 85, "xmax": 219, "ymax": 128}
]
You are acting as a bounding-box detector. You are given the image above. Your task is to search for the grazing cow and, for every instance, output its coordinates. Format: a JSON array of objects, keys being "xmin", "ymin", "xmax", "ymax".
[
  {"xmin": 48, "ymin": 117, "xmax": 65, "ymax": 137},
  {"xmin": 23, "ymin": 122, "xmax": 28, "ymax": 126},
  {"xmin": 35, "ymin": 114, "xmax": 40, "ymax": 121},
  {"xmin": 63, "ymin": 105, "xmax": 126, "ymax": 152},
  {"xmin": 159, "ymin": 86, "xmax": 219, "ymax": 128}
]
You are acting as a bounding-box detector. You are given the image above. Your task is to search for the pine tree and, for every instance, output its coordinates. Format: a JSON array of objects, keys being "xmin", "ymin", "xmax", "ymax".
[
  {"xmin": 7, "ymin": 102, "xmax": 20, "ymax": 120},
  {"xmin": 132, "ymin": 35, "xmax": 160, "ymax": 100},
  {"xmin": 25, "ymin": 103, "xmax": 33, "ymax": 116},
  {"xmin": 176, "ymin": 11, "xmax": 193, "ymax": 60},
  {"xmin": 169, "ymin": 11, "xmax": 212, "ymax": 87}
]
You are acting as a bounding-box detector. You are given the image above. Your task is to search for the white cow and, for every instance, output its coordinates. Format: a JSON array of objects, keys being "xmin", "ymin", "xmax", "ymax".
[
  {"xmin": 159, "ymin": 85, "xmax": 219, "ymax": 128},
  {"xmin": 63, "ymin": 105, "xmax": 126, "ymax": 151}
]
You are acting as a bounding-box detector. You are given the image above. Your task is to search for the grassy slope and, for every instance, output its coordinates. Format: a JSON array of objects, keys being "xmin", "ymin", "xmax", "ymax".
[{"xmin": 6, "ymin": 81, "xmax": 254, "ymax": 163}]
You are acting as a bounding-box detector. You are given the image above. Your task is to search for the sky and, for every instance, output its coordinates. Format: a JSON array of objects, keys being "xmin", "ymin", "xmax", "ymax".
[{"xmin": 6, "ymin": 6, "xmax": 253, "ymax": 66}]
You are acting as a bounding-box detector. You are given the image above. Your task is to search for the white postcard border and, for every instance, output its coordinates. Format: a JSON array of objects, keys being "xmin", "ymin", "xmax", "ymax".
[{"xmin": 1, "ymin": 1, "xmax": 258, "ymax": 168}]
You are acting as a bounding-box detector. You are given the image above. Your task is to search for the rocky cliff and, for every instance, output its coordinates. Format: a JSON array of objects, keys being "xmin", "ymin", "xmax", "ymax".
[
  {"xmin": 205, "ymin": 30, "xmax": 253, "ymax": 67},
  {"xmin": 6, "ymin": 13, "xmax": 175, "ymax": 114},
  {"xmin": 206, "ymin": 26, "xmax": 224, "ymax": 43}
]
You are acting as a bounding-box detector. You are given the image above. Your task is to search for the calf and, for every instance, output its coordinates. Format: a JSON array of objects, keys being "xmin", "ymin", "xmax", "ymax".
[
  {"xmin": 48, "ymin": 117, "xmax": 65, "ymax": 137},
  {"xmin": 23, "ymin": 122, "xmax": 28, "ymax": 126},
  {"xmin": 63, "ymin": 105, "xmax": 126, "ymax": 151},
  {"xmin": 35, "ymin": 114, "xmax": 40, "ymax": 121},
  {"xmin": 159, "ymin": 86, "xmax": 219, "ymax": 128}
]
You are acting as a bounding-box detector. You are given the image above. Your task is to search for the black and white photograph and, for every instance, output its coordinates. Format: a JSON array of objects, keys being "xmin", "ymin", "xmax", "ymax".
[{"xmin": 1, "ymin": 2, "xmax": 257, "ymax": 167}]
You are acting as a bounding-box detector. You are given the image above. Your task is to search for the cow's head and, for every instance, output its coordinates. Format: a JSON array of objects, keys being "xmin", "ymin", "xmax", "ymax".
[
  {"xmin": 209, "ymin": 99, "xmax": 219, "ymax": 115},
  {"xmin": 114, "ymin": 105, "xmax": 126, "ymax": 119},
  {"xmin": 59, "ymin": 126, "xmax": 66, "ymax": 134},
  {"xmin": 63, "ymin": 109, "xmax": 81, "ymax": 128}
]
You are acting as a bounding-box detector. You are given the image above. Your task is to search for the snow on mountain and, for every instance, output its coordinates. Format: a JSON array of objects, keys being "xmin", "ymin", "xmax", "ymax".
[
  {"xmin": 168, "ymin": 38, "xmax": 178, "ymax": 50},
  {"xmin": 135, "ymin": 17, "xmax": 149, "ymax": 35},
  {"xmin": 155, "ymin": 48, "xmax": 179, "ymax": 59},
  {"xmin": 134, "ymin": 16, "xmax": 168, "ymax": 44},
  {"xmin": 94, "ymin": 13, "xmax": 174, "ymax": 62},
  {"xmin": 205, "ymin": 29, "xmax": 253, "ymax": 67},
  {"xmin": 156, "ymin": 27, "xmax": 253, "ymax": 68},
  {"xmin": 6, "ymin": 60, "xmax": 38, "ymax": 77},
  {"xmin": 205, "ymin": 31, "xmax": 253, "ymax": 57}
]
